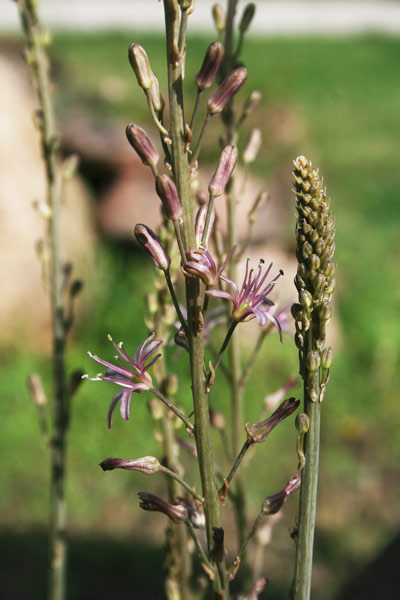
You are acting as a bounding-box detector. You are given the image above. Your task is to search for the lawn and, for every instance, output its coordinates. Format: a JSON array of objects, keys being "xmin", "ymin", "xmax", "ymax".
[{"xmin": 1, "ymin": 29, "xmax": 399, "ymax": 599}]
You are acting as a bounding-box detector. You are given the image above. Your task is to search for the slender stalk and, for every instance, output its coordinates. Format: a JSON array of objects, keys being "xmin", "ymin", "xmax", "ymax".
[
  {"xmin": 290, "ymin": 328, "xmax": 321, "ymax": 600},
  {"xmin": 190, "ymin": 89, "xmax": 203, "ymax": 132},
  {"xmin": 160, "ymin": 465, "xmax": 204, "ymax": 503},
  {"xmin": 164, "ymin": 269, "xmax": 188, "ymax": 336},
  {"xmin": 218, "ymin": 439, "xmax": 250, "ymax": 494},
  {"xmin": 150, "ymin": 386, "xmax": 194, "ymax": 433},
  {"xmin": 163, "ymin": 3, "xmax": 227, "ymax": 595},
  {"xmin": 211, "ymin": 320, "xmax": 238, "ymax": 374},
  {"xmin": 186, "ymin": 519, "xmax": 213, "ymax": 571},
  {"xmin": 201, "ymin": 194, "xmax": 216, "ymax": 247},
  {"xmin": 153, "ymin": 289, "xmax": 191, "ymax": 600},
  {"xmin": 190, "ymin": 113, "xmax": 211, "ymax": 166},
  {"xmin": 16, "ymin": 3, "xmax": 69, "ymax": 599}
]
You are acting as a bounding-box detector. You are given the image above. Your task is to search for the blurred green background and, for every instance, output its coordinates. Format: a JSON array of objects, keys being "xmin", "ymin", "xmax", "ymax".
[{"xmin": 1, "ymin": 24, "xmax": 400, "ymax": 600}]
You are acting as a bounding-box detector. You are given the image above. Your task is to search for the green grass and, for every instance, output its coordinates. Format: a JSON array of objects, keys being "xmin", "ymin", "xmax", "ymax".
[{"xmin": 2, "ymin": 31, "xmax": 400, "ymax": 598}]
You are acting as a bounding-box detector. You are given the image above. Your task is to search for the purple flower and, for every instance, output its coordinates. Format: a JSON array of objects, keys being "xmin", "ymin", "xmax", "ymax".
[
  {"xmin": 85, "ymin": 333, "xmax": 162, "ymax": 428},
  {"xmin": 206, "ymin": 258, "xmax": 284, "ymax": 339},
  {"xmin": 183, "ymin": 245, "xmax": 236, "ymax": 287}
]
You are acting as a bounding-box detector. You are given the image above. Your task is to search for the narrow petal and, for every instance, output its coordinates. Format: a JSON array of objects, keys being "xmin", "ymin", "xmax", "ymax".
[
  {"xmin": 88, "ymin": 353, "xmax": 133, "ymax": 380},
  {"xmin": 120, "ymin": 389, "xmax": 133, "ymax": 421},
  {"xmin": 134, "ymin": 333, "xmax": 156, "ymax": 365},
  {"xmin": 215, "ymin": 244, "xmax": 236, "ymax": 281},
  {"xmin": 206, "ymin": 289, "xmax": 235, "ymax": 302},
  {"xmin": 219, "ymin": 275, "xmax": 239, "ymax": 296},
  {"xmin": 108, "ymin": 391, "xmax": 124, "ymax": 429}
]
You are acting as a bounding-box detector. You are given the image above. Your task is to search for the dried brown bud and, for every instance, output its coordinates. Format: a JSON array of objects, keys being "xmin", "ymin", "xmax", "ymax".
[
  {"xmin": 149, "ymin": 71, "xmax": 165, "ymax": 115},
  {"xmin": 155, "ymin": 175, "xmax": 182, "ymax": 221},
  {"xmin": 138, "ymin": 492, "xmax": 188, "ymax": 523},
  {"xmin": 208, "ymin": 145, "xmax": 238, "ymax": 197},
  {"xmin": 243, "ymin": 128, "xmax": 262, "ymax": 164},
  {"xmin": 209, "ymin": 527, "xmax": 225, "ymax": 563},
  {"xmin": 134, "ymin": 224, "xmax": 171, "ymax": 271},
  {"xmin": 195, "ymin": 41, "xmax": 223, "ymax": 90},
  {"xmin": 126, "ymin": 123, "xmax": 159, "ymax": 167},
  {"xmin": 207, "ymin": 67, "xmax": 248, "ymax": 114},
  {"xmin": 128, "ymin": 43, "xmax": 153, "ymax": 90},
  {"xmin": 100, "ymin": 456, "xmax": 160, "ymax": 474},
  {"xmin": 246, "ymin": 398, "xmax": 300, "ymax": 444}
]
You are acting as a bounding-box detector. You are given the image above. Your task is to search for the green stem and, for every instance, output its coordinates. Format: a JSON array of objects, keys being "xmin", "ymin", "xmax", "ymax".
[
  {"xmin": 190, "ymin": 112, "xmax": 211, "ymax": 166},
  {"xmin": 16, "ymin": 4, "xmax": 70, "ymax": 599},
  {"xmin": 160, "ymin": 465, "xmax": 204, "ymax": 503},
  {"xmin": 218, "ymin": 439, "xmax": 250, "ymax": 494},
  {"xmin": 163, "ymin": 3, "xmax": 226, "ymax": 595},
  {"xmin": 186, "ymin": 519, "xmax": 213, "ymax": 571},
  {"xmin": 212, "ymin": 320, "xmax": 238, "ymax": 375},
  {"xmin": 190, "ymin": 89, "xmax": 203, "ymax": 132},
  {"xmin": 150, "ymin": 386, "xmax": 194, "ymax": 433},
  {"xmin": 164, "ymin": 268, "xmax": 188, "ymax": 336},
  {"xmin": 291, "ymin": 328, "xmax": 321, "ymax": 599}
]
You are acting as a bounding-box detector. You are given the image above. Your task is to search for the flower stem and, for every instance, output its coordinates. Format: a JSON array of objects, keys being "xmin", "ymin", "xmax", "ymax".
[
  {"xmin": 218, "ymin": 439, "xmax": 250, "ymax": 494},
  {"xmin": 190, "ymin": 89, "xmax": 203, "ymax": 132},
  {"xmin": 290, "ymin": 327, "xmax": 321, "ymax": 600},
  {"xmin": 212, "ymin": 320, "xmax": 238, "ymax": 374},
  {"xmin": 16, "ymin": 3, "xmax": 70, "ymax": 599},
  {"xmin": 190, "ymin": 112, "xmax": 211, "ymax": 166},
  {"xmin": 164, "ymin": 268, "xmax": 188, "ymax": 336},
  {"xmin": 186, "ymin": 519, "xmax": 213, "ymax": 571},
  {"xmin": 163, "ymin": 2, "xmax": 227, "ymax": 594},
  {"xmin": 150, "ymin": 386, "xmax": 194, "ymax": 433},
  {"xmin": 160, "ymin": 465, "xmax": 204, "ymax": 503}
]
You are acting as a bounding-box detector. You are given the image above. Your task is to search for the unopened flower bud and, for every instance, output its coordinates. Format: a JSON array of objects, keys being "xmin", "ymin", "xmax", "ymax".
[
  {"xmin": 248, "ymin": 190, "xmax": 269, "ymax": 223},
  {"xmin": 312, "ymin": 274, "xmax": 326, "ymax": 292},
  {"xmin": 148, "ymin": 398, "xmax": 163, "ymax": 420},
  {"xmin": 134, "ymin": 224, "xmax": 171, "ymax": 271},
  {"xmin": 126, "ymin": 123, "xmax": 159, "ymax": 167},
  {"xmin": 243, "ymin": 128, "xmax": 262, "ymax": 164},
  {"xmin": 321, "ymin": 346, "xmax": 334, "ymax": 369},
  {"xmin": 246, "ymin": 398, "xmax": 299, "ymax": 444},
  {"xmin": 305, "ymin": 351, "xmax": 321, "ymax": 372},
  {"xmin": 239, "ymin": 3, "xmax": 256, "ymax": 33},
  {"xmin": 212, "ymin": 3, "xmax": 226, "ymax": 32},
  {"xmin": 156, "ymin": 175, "xmax": 182, "ymax": 221},
  {"xmin": 242, "ymin": 90, "xmax": 262, "ymax": 119},
  {"xmin": 138, "ymin": 492, "xmax": 188, "ymax": 523},
  {"xmin": 262, "ymin": 473, "xmax": 301, "ymax": 515},
  {"xmin": 100, "ymin": 456, "xmax": 160, "ymax": 474},
  {"xmin": 195, "ymin": 203, "xmax": 215, "ymax": 246},
  {"xmin": 209, "ymin": 145, "xmax": 238, "ymax": 197},
  {"xmin": 207, "ymin": 67, "xmax": 248, "ymax": 115},
  {"xmin": 195, "ymin": 41, "xmax": 223, "ymax": 91},
  {"xmin": 196, "ymin": 190, "xmax": 208, "ymax": 206},
  {"xmin": 295, "ymin": 413, "xmax": 310, "ymax": 434},
  {"xmin": 179, "ymin": 0, "xmax": 194, "ymax": 10},
  {"xmin": 129, "ymin": 43, "xmax": 153, "ymax": 90},
  {"xmin": 164, "ymin": 374, "xmax": 178, "ymax": 397},
  {"xmin": 209, "ymin": 408, "xmax": 225, "ymax": 430},
  {"xmin": 146, "ymin": 292, "xmax": 158, "ymax": 315},
  {"xmin": 319, "ymin": 302, "xmax": 332, "ymax": 321},
  {"xmin": 299, "ymin": 290, "xmax": 313, "ymax": 308},
  {"xmin": 309, "ymin": 254, "xmax": 320, "ymax": 273},
  {"xmin": 149, "ymin": 71, "xmax": 165, "ymax": 115},
  {"xmin": 27, "ymin": 373, "xmax": 47, "ymax": 406}
]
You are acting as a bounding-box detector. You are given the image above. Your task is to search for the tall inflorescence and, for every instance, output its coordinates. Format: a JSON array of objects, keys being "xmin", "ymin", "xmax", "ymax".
[{"xmin": 292, "ymin": 155, "xmax": 335, "ymax": 401}]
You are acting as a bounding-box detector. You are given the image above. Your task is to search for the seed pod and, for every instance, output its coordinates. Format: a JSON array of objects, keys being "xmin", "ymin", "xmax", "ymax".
[
  {"xmin": 128, "ymin": 43, "xmax": 153, "ymax": 90},
  {"xmin": 134, "ymin": 224, "xmax": 171, "ymax": 271},
  {"xmin": 155, "ymin": 175, "xmax": 182, "ymax": 221},
  {"xmin": 126, "ymin": 123, "xmax": 159, "ymax": 167},
  {"xmin": 208, "ymin": 145, "xmax": 238, "ymax": 197},
  {"xmin": 195, "ymin": 41, "xmax": 223, "ymax": 90},
  {"xmin": 207, "ymin": 67, "xmax": 248, "ymax": 115}
]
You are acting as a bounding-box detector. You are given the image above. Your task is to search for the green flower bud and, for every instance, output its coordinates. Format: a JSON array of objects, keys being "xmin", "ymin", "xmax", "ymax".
[
  {"xmin": 299, "ymin": 290, "xmax": 313, "ymax": 308},
  {"xmin": 212, "ymin": 3, "xmax": 226, "ymax": 32},
  {"xmin": 129, "ymin": 43, "xmax": 153, "ymax": 90},
  {"xmin": 321, "ymin": 347, "xmax": 334, "ymax": 369},
  {"xmin": 239, "ymin": 3, "xmax": 256, "ymax": 33},
  {"xmin": 295, "ymin": 413, "xmax": 310, "ymax": 434},
  {"xmin": 305, "ymin": 351, "xmax": 321, "ymax": 372},
  {"xmin": 319, "ymin": 302, "xmax": 332, "ymax": 321}
]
